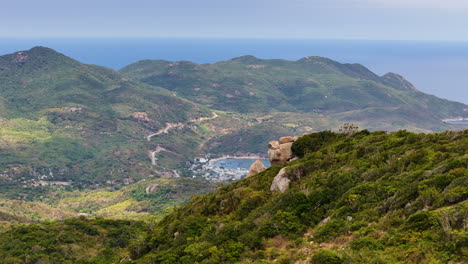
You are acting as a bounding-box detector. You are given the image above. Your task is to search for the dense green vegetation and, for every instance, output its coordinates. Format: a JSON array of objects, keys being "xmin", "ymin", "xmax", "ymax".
[
  {"xmin": 1, "ymin": 47, "xmax": 468, "ymax": 263},
  {"xmin": 127, "ymin": 130, "xmax": 467, "ymax": 263},
  {"xmin": 0, "ymin": 130, "xmax": 466, "ymax": 263},
  {"xmin": 0, "ymin": 217, "xmax": 148, "ymax": 263},
  {"xmin": 121, "ymin": 56, "xmax": 467, "ymax": 132},
  {"xmin": 0, "ymin": 177, "xmax": 215, "ymax": 227},
  {"xmin": 0, "ymin": 47, "xmax": 212, "ymax": 197}
]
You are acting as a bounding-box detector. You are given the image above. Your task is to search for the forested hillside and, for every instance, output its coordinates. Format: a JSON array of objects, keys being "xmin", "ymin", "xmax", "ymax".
[
  {"xmin": 131, "ymin": 130, "xmax": 467, "ymax": 263},
  {"xmin": 1, "ymin": 130, "xmax": 466, "ymax": 263}
]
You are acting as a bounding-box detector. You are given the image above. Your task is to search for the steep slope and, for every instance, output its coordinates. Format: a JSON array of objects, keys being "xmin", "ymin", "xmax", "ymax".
[
  {"xmin": 121, "ymin": 56, "xmax": 467, "ymax": 131},
  {"xmin": 1, "ymin": 130, "xmax": 465, "ymax": 263},
  {"xmin": 128, "ymin": 130, "xmax": 467, "ymax": 263},
  {"xmin": 0, "ymin": 47, "xmax": 212, "ymax": 198}
]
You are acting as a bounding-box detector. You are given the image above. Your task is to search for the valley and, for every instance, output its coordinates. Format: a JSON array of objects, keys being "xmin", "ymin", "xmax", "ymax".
[{"xmin": 0, "ymin": 47, "xmax": 467, "ymax": 263}]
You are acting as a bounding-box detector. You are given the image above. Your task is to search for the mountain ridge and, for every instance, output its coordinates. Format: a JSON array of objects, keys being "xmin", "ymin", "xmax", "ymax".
[{"xmin": 121, "ymin": 55, "xmax": 467, "ymax": 131}]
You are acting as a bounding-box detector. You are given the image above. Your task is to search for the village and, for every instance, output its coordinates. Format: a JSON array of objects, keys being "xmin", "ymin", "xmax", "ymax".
[{"xmin": 189, "ymin": 156, "xmax": 268, "ymax": 182}]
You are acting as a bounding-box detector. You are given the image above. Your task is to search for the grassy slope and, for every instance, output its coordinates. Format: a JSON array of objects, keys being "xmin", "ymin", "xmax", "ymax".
[
  {"xmin": 130, "ymin": 130, "xmax": 467, "ymax": 263},
  {"xmin": 0, "ymin": 177, "xmax": 214, "ymax": 228}
]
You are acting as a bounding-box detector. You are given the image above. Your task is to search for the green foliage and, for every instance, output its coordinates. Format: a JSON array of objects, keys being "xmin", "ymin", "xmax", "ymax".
[
  {"xmin": 1, "ymin": 47, "xmax": 468, "ymax": 263},
  {"xmin": 403, "ymin": 211, "xmax": 439, "ymax": 232},
  {"xmin": 0, "ymin": 47, "xmax": 211, "ymax": 197},
  {"xmin": 310, "ymin": 249, "xmax": 343, "ymax": 264},
  {"xmin": 127, "ymin": 130, "xmax": 468, "ymax": 263},
  {"xmin": 121, "ymin": 56, "xmax": 467, "ymax": 133},
  {"xmin": 291, "ymin": 130, "xmax": 340, "ymax": 157},
  {"xmin": 0, "ymin": 217, "xmax": 148, "ymax": 263}
]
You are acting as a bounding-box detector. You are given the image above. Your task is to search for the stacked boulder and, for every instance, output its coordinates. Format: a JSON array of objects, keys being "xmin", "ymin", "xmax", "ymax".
[
  {"xmin": 267, "ymin": 136, "xmax": 298, "ymax": 165},
  {"xmin": 268, "ymin": 136, "xmax": 300, "ymax": 192},
  {"xmin": 246, "ymin": 136, "xmax": 300, "ymax": 192}
]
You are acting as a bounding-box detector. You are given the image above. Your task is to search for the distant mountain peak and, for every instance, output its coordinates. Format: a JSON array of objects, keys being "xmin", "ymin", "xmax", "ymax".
[
  {"xmin": 230, "ymin": 55, "xmax": 260, "ymax": 63},
  {"xmin": 28, "ymin": 46, "xmax": 58, "ymax": 53},
  {"xmin": 382, "ymin": 72, "xmax": 419, "ymax": 91},
  {"xmin": 0, "ymin": 46, "xmax": 85, "ymax": 76},
  {"xmin": 16, "ymin": 46, "xmax": 65, "ymax": 59},
  {"xmin": 297, "ymin": 56, "xmax": 331, "ymax": 63}
]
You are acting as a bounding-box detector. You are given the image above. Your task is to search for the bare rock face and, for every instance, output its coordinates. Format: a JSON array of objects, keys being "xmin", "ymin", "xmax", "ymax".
[
  {"xmin": 270, "ymin": 167, "xmax": 290, "ymax": 192},
  {"xmin": 145, "ymin": 184, "xmax": 160, "ymax": 194},
  {"xmin": 268, "ymin": 139, "xmax": 295, "ymax": 166},
  {"xmin": 279, "ymin": 136, "xmax": 295, "ymax": 144},
  {"xmin": 131, "ymin": 112, "xmax": 150, "ymax": 122},
  {"xmin": 247, "ymin": 160, "xmax": 266, "ymax": 177}
]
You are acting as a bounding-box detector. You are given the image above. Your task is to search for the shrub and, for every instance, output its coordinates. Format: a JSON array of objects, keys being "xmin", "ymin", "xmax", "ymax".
[
  {"xmin": 350, "ymin": 237, "xmax": 384, "ymax": 250},
  {"xmin": 403, "ymin": 211, "xmax": 439, "ymax": 231},
  {"xmin": 310, "ymin": 249, "xmax": 343, "ymax": 264},
  {"xmin": 292, "ymin": 131, "xmax": 339, "ymax": 157}
]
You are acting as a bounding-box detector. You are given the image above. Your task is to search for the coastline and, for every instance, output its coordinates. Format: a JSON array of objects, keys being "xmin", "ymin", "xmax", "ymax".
[
  {"xmin": 442, "ymin": 117, "xmax": 468, "ymax": 124},
  {"xmin": 208, "ymin": 155, "xmax": 267, "ymax": 165}
]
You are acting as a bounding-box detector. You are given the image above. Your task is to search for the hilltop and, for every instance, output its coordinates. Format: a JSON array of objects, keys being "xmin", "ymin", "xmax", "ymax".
[{"xmin": 0, "ymin": 130, "xmax": 466, "ymax": 263}]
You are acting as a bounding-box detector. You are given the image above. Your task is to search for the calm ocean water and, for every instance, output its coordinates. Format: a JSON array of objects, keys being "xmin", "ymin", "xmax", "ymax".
[
  {"xmin": 445, "ymin": 120, "xmax": 468, "ymax": 125},
  {"xmin": 213, "ymin": 158, "xmax": 270, "ymax": 170},
  {"xmin": 1, "ymin": 38, "xmax": 467, "ymax": 104}
]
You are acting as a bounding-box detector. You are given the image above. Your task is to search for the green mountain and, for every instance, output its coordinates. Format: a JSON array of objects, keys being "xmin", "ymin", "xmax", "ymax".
[
  {"xmin": 121, "ymin": 56, "xmax": 467, "ymax": 131},
  {"xmin": 0, "ymin": 47, "xmax": 212, "ymax": 199},
  {"xmin": 1, "ymin": 130, "xmax": 466, "ymax": 263}
]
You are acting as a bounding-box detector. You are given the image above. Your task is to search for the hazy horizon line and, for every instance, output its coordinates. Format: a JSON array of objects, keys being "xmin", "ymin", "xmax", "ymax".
[{"xmin": 1, "ymin": 37, "xmax": 468, "ymax": 43}]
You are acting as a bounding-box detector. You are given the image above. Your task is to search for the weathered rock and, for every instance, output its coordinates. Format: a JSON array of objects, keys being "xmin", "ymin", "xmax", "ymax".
[
  {"xmin": 247, "ymin": 160, "xmax": 266, "ymax": 177},
  {"xmin": 145, "ymin": 184, "xmax": 160, "ymax": 194},
  {"xmin": 120, "ymin": 256, "xmax": 132, "ymax": 262},
  {"xmin": 268, "ymin": 140, "xmax": 280, "ymax": 150},
  {"xmin": 279, "ymin": 136, "xmax": 295, "ymax": 144},
  {"xmin": 131, "ymin": 112, "xmax": 150, "ymax": 122},
  {"xmin": 270, "ymin": 167, "xmax": 290, "ymax": 192},
  {"xmin": 318, "ymin": 216, "xmax": 331, "ymax": 226},
  {"xmin": 268, "ymin": 142, "xmax": 294, "ymax": 165}
]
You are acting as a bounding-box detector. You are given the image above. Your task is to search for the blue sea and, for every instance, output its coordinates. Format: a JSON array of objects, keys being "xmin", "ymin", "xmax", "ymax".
[
  {"xmin": 214, "ymin": 158, "xmax": 270, "ymax": 170},
  {"xmin": 444, "ymin": 120, "xmax": 468, "ymax": 125},
  {"xmin": 1, "ymin": 38, "xmax": 467, "ymax": 104}
]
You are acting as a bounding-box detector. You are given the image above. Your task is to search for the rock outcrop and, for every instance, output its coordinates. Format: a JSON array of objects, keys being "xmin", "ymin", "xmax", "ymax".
[
  {"xmin": 279, "ymin": 136, "xmax": 296, "ymax": 144},
  {"xmin": 270, "ymin": 167, "xmax": 290, "ymax": 192},
  {"xmin": 131, "ymin": 112, "xmax": 150, "ymax": 122},
  {"xmin": 247, "ymin": 160, "xmax": 266, "ymax": 177},
  {"xmin": 268, "ymin": 136, "xmax": 298, "ymax": 165},
  {"xmin": 145, "ymin": 184, "xmax": 160, "ymax": 194}
]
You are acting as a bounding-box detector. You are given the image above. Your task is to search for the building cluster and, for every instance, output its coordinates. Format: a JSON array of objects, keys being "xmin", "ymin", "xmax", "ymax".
[{"xmin": 189, "ymin": 157, "xmax": 250, "ymax": 182}]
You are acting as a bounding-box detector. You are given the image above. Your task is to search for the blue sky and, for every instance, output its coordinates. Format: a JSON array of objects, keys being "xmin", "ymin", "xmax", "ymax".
[{"xmin": 2, "ymin": 0, "xmax": 468, "ymax": 40}]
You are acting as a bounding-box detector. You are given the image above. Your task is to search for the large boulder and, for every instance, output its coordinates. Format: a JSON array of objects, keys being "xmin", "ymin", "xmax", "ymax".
[
  {"xmin": 270, "ymin": 167, "xmax": 290, "ymax": 192},
  {"xmin": 268, "ymin": 141, "xmax": 294, "ymax": 165},
  {"xmin": 247, "ymin": 160, "xmax": 266, "ymax": 177},
  {"xmin": 279, "ymin": 136, "xmax": 295, "ymax": 144}
]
